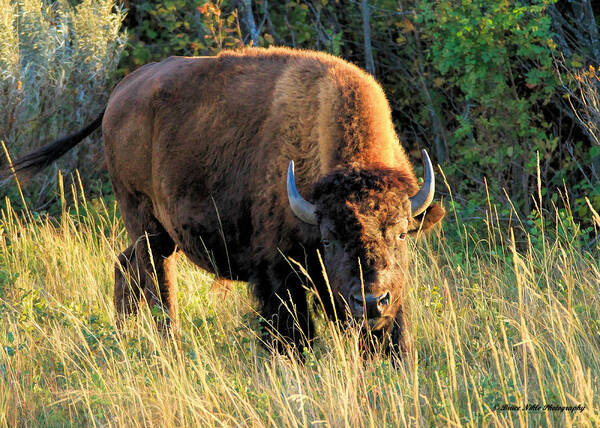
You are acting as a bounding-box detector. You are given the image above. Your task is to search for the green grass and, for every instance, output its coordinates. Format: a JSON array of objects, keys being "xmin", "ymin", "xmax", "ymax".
[{"xmin": 1, "ymin": 178, "xmax": 599, "ymax": 427}]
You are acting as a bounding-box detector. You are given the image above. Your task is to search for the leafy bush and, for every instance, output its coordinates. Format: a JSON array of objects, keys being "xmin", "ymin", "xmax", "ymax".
[
  {"xmin": 416, "ymin": 0, "xmax": 559, "ymax": 213},
  {"xmin": 0, "ymin": 0, "xmax": 126, "ymax": 209},
  {"xmin": 120, "ymin": 0, "xmax": 345, "ymax": 71},
  {"xmin": 121, "ymin": 0, "xmax": 243, "ymax": 72}
]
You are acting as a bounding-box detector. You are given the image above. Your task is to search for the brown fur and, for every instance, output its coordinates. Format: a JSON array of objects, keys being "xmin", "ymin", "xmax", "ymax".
[{"xmin": 10, "ymin": 47, "xmax": 445, "ymax": 358}]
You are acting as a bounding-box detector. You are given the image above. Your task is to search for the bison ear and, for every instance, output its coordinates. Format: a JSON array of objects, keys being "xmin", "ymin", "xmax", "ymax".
[{"xmin": 408, "ymin": 202, "xmax": 445, "ymax": 235}]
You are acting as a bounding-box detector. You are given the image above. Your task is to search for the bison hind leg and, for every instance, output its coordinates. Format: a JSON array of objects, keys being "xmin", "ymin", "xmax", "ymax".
[
  {"xmin": 114, "ymin": 244, "xmax": 142, "ymax": 328},
  {"xmin": 114, "ymin": 235, "xmax": 179, "ymax": 336},
  {"xmin": 112, "ymin": 187, "xmax": 179, "ymax": 336}
]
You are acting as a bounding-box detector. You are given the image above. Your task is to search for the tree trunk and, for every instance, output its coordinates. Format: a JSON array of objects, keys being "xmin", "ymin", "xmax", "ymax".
[{"xmin": 360, "ymin": 0, "xmax": 375, "ymax": 76}]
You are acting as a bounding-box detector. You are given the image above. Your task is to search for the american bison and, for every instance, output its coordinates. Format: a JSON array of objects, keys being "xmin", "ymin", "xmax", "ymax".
[{"xmin": 8, "ymin": 47, "xmax": 445, "ymax": 359}]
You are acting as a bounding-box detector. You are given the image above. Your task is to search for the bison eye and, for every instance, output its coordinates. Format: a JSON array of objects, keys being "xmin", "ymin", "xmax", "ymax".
[
  {"xmin": 398, "ymin": 233, "xmax": 406, "ymax": 241},
  {"xmin": 322, "ymin": 239, "xmax": 331, "ymax": 248}
]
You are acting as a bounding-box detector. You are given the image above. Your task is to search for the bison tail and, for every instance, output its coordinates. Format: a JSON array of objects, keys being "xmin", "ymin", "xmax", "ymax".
[{"xmin": 1, "ymin": 109, "xmax": 105, "ymax": 181}]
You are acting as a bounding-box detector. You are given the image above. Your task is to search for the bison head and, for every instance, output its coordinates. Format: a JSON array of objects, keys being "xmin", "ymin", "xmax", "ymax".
[{"xmin": 287, "ymin": 151, "xmax": 444, "ymax": 331}]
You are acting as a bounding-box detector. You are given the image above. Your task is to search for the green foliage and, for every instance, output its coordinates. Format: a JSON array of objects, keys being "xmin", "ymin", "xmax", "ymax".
[
  {"xmin": 251, "ymin": 0, "xmax": 343, "ymax": 53},
  {"xmin": 120, "ymin": 0, "xmax": 345, "ymax": 72},
  {"xmin": 344, "ymin": 0, "xmax": 599, "ymax": 235},
  {"xmin": 121, "ymin": 0, "xmax": 243, "ymax": 72},
  {"xmin": 417, "ymin": 0, "xmax": 559, "ymax": 211},
  {"xmin": 421, "ymin": 1, "xmax": 556, "ymax": 102},
  {"xmin": 0, "ymin": 0, "xmax": 126, "ymax": 210}
]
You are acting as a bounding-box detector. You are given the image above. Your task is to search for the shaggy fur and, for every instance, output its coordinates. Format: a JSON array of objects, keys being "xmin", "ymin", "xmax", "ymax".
[{"xmin": 8, "ymin": 47, "xmax": 445, "ymax": 358}]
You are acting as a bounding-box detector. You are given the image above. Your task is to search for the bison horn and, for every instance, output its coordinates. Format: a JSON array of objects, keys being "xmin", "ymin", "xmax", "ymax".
[
  {"xmin": 287, "ymin": 160, "xmax": 318, "ymax": 225},
  {"xmin": 410, "ymin": 149, "xmax": 435, "ymax": 217}
]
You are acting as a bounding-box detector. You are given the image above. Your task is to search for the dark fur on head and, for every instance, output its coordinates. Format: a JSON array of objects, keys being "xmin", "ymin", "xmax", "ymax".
[
  {"xmin": 310, "ymin": 166, "xmax": 444, "ymax": 338},
  {"xmin": 313, "ymin": 165, "xmax": 414, "ymax": 268}
]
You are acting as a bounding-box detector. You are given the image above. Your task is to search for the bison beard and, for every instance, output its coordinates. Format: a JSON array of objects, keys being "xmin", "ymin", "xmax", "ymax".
[{"xmin": 5, "ymin": 47, "xmax": 444, "ymax": 362}]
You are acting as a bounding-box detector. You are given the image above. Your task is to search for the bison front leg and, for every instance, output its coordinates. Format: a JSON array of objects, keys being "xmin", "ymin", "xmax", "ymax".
[
  {"xmin": 387, "ymin": 304, "xmax": 413, "ymax": 363},
  {"xmin": 257, "ymin": 281, "xmax": 315, "ymax": 358}
]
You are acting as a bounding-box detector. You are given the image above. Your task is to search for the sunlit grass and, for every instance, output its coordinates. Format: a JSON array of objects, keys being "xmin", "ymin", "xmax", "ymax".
[{"xmin": 1, "ymin": 177, "xmax": 599, "ymax": 427}]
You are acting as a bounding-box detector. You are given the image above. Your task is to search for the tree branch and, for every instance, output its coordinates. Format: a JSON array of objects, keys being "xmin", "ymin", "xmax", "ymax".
[{"xmin": 243, "ymin": 0, "xmax": 259, "ymax": 46}]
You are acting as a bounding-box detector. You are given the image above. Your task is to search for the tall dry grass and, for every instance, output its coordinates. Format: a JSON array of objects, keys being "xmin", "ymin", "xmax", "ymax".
[{"xmin": 0, "ymin": 173, "xmax": 599, "ymax": 427}]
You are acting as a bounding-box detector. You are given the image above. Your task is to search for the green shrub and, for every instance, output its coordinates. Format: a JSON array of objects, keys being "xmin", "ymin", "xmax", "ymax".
[
  {"xmin": 417, "ymin": 0, "xmax": 559, "ymax": 213},
  {"xmin": 0, "ymin": 0, "xmax": 126, "ymax": 210},
  {"xmin": 119, "ymin": 0, "xmax": 344, "ymax": 71},
  {"xmin": 121, "ymin": 0, "xmax": 243, "ymax": 73},
  {"xmin": 353, "ymin": 0, "xmax": 598, "ymax": 234}
]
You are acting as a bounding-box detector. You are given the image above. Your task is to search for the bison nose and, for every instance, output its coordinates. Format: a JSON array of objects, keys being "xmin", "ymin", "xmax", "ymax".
[{"xmin": 350, "ymin": 291, "xmax": 390, "ymax": 318}]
